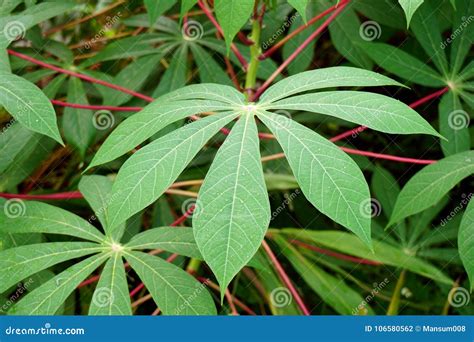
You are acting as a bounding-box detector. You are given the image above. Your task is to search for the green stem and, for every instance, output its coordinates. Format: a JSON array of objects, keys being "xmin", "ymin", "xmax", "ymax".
[
  {"xmin": 186, "ymin": 258, "xmax": 202, "ymax": 274},
  {"xmin": 244, "ymin": 18, "xmax": 261, "ymax": 101},
  {"xmin": 387, "ymin": 269, "xmax": 406, "ymax": 315}
]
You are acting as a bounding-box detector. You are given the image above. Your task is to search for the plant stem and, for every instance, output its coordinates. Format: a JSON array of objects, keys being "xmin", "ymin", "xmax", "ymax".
[
  {"xmin": 244, "ymin": 18, "xmax": 262, "ymax": 100},
  {"xmin": 261, "ymin": 240, "xmax": 311, "ymax": 315},
  {"xmin": 387, "ymin": 269, "xmax": 406, "ymax": 315}
]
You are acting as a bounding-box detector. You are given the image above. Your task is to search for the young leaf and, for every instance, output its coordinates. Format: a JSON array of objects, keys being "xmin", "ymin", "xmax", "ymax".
[
  {"xmin": 9, "ymin": 253, "xmax": 110, "ymax": 315},
  {"xmin": 257, "ymin": 111, "xmax": 371, "ymax": 247},
  {"xmin": 87, "ymin": 100, "xmax": 234, "ymax": 170},
  {"xmin": 390, "ymin": 151, "xmax": 474, "ymax": 225},
  {"xmin": 459, "ymin": 198, "xmax": 474, "ymax": 290},
  {"xmin": 0, "ymin": 71, "xmax": 63, "ymax": 144},
  {"xmin": 260, "ymin": 66, "xmax": 404, "ymax": 104},
  {"xmin": 398, "ymin": 0, "xmax": 424, "ymax": 28},
  {"xmin": 361, "ymin": 42, "xmax": 445, "ymax": 87},
  {"xmin": 89, "ymin": 253, "xmax": 132, "ymax": 315},
  {"xmin": 0, "ymin": 201, "xmax": 106, "ymax": 243},
  {"xmin": 0, "ymin": 242, "xmax": 103, "ymax": 293},
  {"xmin": 268, "ymin": 91, "xmax": 442, "ymax": 137},
  {"xmin": 126, "ymin": 227, "xmax": 202, "ymax": 258},
  {"xmin": 439, "ymin": 91, "xmax": 470, "ymax": 157},
  {"xmin": 62, "ymin": 78, "xmax": 95, "ymax": 157},
  {"xmin": 106, "ymin": 112, "xmax": 238, "ymax": 229},
  {"xmin": 124, "ymin": 251, "xmax": 216, "ymax": 315},
  {"xmin": 214, "ymin": 0, "xmax": 254, "ymax": 52},
  {"xmin": 194, "ymin": 113, "xmax": 270, "ymax": 293}
]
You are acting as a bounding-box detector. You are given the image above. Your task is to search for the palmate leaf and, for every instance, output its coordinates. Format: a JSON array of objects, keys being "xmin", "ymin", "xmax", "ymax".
[
  {"xmin": 124, "ymin": 251, "xmax": 216, "ymax": 315},
  {"xmin": 288, "ymin": 0, "xmax": 308, "ymax": 22},
  {"xmin": 145, "ymin": 0, "xmax": 177, "ymax": 26},
  {"xmin": 194, "ymin": 113, "xmax": 270, "ymax": 294},
  {"xmin": 459, "ymin": 198, "xmax": 474, "ymax": 290},
  {"xmin": 0, "ymin": 201, "xmax": 106, "ymax": 243},
  {"xmin": 89, "ymin": 253, "xmax": 132, "ymax": 315},
  {"xmin": 439, "ymin": 91, "xmax": 470, "ymax": 157},
  {"xmin": 9, "ymin": 253, "xmax": 110, "ymax": 315},
  {"xmin": 450, "ymin": 0, "xmax": 473, "ymax": 75},
  {"xmin": 257, "ymin": 110, "xmax": 371, "ymax": 247},
  {"xmin": 390, "ymin": 151, "xmax": 474, "ymax": 225},
  {"xmin": 126, "ymin": 227, "xmax": 202, "ymax": 258},
  {"xmin": 0, "ymin": 71, "xmax": 63, "ymax": 144},
  {"xmin": 267, "ymin": 91, "xmax": 442, "ymax": 137},
  {"xmin": 106, "ymin": 112, "xmax": 238, "ymax": 229},
  {"xmin": 86, "ymin": 100, "xmax": 235, "ymax": 170},
  {"xmin": 0, "ymin": 242, "xmax": 104, "ymax": 293}
]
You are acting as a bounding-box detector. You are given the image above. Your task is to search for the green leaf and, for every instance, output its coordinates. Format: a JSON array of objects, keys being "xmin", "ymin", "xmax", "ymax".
[
  {"xmin": 145, "ymin": 0, "xmax": 177, "ymax": 26},
  {"xmin": 180, "ymin": 0, "xmax": 198, "ymax": 19},
  {"xmin": 0, "ymin": 201, "xmax": 106, "ymax": 243},
  {"xmin": 0, "ymin": 48, "xmax": 10, "ymax": 72},
  {"xmin": 410, "ymin": 1, "xmax": 449, "ymax": 76},
  {"xmin": 459, "ymin": 198, "xmax": 474, "ymax": 290},
  {"xmin": 329, "ymin": 7, "xmax": 372, "ymax": 69},
  {"xmin": 89, "ymin": 253, "xmax": 132, "ymax": 315},
  {"xmin": 257, "ymin": 110, "xmax": 371, "ymax": 247},
  {"xmin": 107, "ymin": 112, "xmax": 238, "ymax": 229},
  {"xmin": 361, "ymin": 42, "xmax": 445, "ymax": 87},
  {"xmin": 126, "ymin": 227, "xmax": 202, "ymax": 258},
  {"xmin": 62, "ymin": 78, "xmax": 95, "ymax": 157},
  {"xmin": 0, "ymin": 242, "xmax": 102, "ymax": 293},
  {"xmin": 353, "ymin": 0, "xmax": 405, "ymax": 29},
  {"xmin": 190, "ymin": 44, "xmax": 233, "ymax": 85},
  {"xmin": 194, "ymin": 113, "xmax": 270, "ymax": 293},
  {"xmin": 278, "ymin": 229, "xmax": 452, "ymax": 284},
  {"xmin": 124, "ymin": 251, "xmax": 216, "ymax": 315},
  {"xmin": 274, "ymin": 235, "xmax": 374, "ymax": 315},
  {"xmin": 450, "ymin": 0, "xmax": 474, "ymax": 75},
  {"xmin": 390, "ymin": 151, "xmax": 474, "ymax": 225},
  {"xmin": 155, "ymin": 83, "xmax": 245, "ymax": 104},
  {"xmin": 260, "ymin": 66, "xmax": 404, "ymax": 104},
  {"xmin": 214, "ymin": 0, "xmax": 254, "ymax": 52},
  {"xmin": 398, "ymin": 0, "xmax": 424, "ymax": 28},
  {"xmin": 87, "ymin": 100, "xmax": 234, "ymax": 170},
  {"xmin": 78, "ymin": 175, "xmax": 120, "ymax": 239},
  {"xmin": 0, "ymin": 71, "xmax": 63, "ymax": 144},
  {"xmin": 9, "ymin": 253, "xmax": 110, "ymax": 315},
  {"xmin": 439, "ymin": 91, "xmax": 470, "ymax": 157},
  {"xmin": 268, "ymin": 91, "xmax": 441, "ymax": 137},
  {"xmin": 288, "ymin": 0, "xmax": 308, "ymax": 22},
  {"xmin": 153, "ymin": 46, "xmax": 188, "ymax": 97}
]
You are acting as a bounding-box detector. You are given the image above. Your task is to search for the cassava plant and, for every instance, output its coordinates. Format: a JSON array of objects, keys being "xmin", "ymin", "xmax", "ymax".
[{"xmin": 0, "ymin": 0, "xmax": 472, "ymax": 316}]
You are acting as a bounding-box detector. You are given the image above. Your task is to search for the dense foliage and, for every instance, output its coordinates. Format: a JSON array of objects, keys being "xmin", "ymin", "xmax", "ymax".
[{"xmin": 0, "ymin": 0, "xmax": 472, "ymax": 316}]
